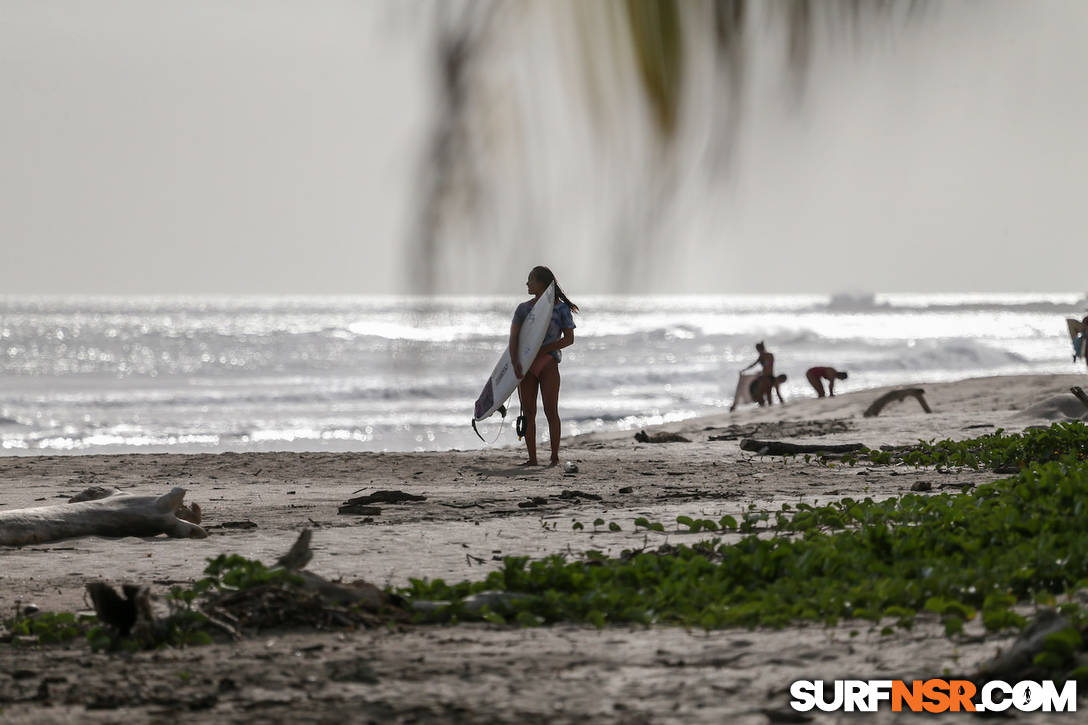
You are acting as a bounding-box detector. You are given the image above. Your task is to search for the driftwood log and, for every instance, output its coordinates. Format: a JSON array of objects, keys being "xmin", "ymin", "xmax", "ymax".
[
  {"xmin": 634, "ymin": 430, "xmax": 691, "ymax": 443},
  {"xmin": 740, "ymin": 439, "xmax": 867, "ymax": 456},
  {"xmin": 86, "ymin": 582, "xmax": 155, "ymax": 637},
  {"xmin": 1071, "ymin": 386, "xmax": 1088, "ymax": 411},
  {"xmin": 0, "ymin": 487, "xmax": 206, "ymax": 547},
  {"xmin": 976, "ymin": 609, "xmax": 1072, "ymax": 682},
  {"xmin": 338, "ymin": 489, "xmax": 426, "ymax": 516},
  {"xmin": 863, "ymin": 388, "xmax": 933, "ymax": 418}
]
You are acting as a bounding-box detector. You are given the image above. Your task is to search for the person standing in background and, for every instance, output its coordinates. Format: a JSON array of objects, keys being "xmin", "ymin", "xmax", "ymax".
[
  {"xmin": 510, "ymin": 266, "xmax": 578, "ymax": 466},
  {"xmin": 731, "ymin": 341, "xmax": 780, "ymax": 410}
]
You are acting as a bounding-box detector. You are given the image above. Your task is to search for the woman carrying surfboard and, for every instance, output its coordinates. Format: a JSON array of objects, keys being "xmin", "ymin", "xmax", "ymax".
[{"xmin": 511, "ymin": 266, "xmax": 578, "ymax": 467}]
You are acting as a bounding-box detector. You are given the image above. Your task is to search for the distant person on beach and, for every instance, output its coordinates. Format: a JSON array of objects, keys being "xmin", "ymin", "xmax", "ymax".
[
  {"xmin": 511, "ymin": 266, "xmax": 577, "ymax": 467},
  {"xmin": 1080, "ymin": 316, "xmax": 1088, "ymax": 368},
  {"xmin": 742, "ymin": 341, "xmax": 775, "ymax": 378},
  {"xmin": 738, "ymin": 341, "xmax": 784, "ymax": 406},
  {"xmin": 806, "ymin": 366, "xmax": 848, "ymax": 398},
  {"xmin": 751, "ymin": 373, "xmax": 787, "ymax": 407}
]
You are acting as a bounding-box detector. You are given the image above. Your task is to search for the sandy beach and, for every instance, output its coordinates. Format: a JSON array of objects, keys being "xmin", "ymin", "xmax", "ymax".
[
  {"xmin": 7, "ymin": 0, "xmax": 1088, "ymax": 721},
  {"xmin": 2, "ymin": 372, "xmax": 1086, "ymax": 724}
]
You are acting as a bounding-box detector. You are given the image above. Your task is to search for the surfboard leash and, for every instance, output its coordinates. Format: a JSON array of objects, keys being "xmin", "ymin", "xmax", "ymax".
[
  {"xmin": 471, "ymin": 404, "xmax": 508, "ymax": 445},
  {"xmin": 515, "ymin": 386, "xmax": 527, "ymax": 440}
]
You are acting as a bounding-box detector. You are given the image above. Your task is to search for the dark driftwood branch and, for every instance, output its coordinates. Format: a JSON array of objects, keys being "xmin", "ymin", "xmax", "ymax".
[
  {"xmin": 252, "ymin": 529, "xmax": 389, "ymax": 609},
  {"xmin": 86, "ymin": 582, "xmax": 149, "ymax": 636},
  {"xmin": 338, "ymin": 490, "xmax": 426, "ymax": 516},
  {"xmin": 276, "ymin": 529, "xmax": 314, "ymax": 571},
  {"xmin": 740, "ymin": 439, "xmax": 866, "ymax": 456},
  {"xmin": 280, "ymin": 530, "xmax": 388, "ymax": 609},
  {"xmin": 977, "ymin": 609, "xmax": 1071, "ymax": 682},
  {"xmin": 634, "ymin": 430, "xmax": 691, "ymax": 443},
  {"xmin": 1071, "ymin": 386, "xmax": 1088, "ymax": 411},
  {"xmin": 0, "ymin": 488, "xmax": 206, "ymax": 547},
  {"xmin": 863, "ymin": 388, "xmax": 932, "ymax": 418}
]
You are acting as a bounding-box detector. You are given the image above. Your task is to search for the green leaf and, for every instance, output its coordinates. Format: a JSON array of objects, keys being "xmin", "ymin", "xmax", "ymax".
[{"xmin": 1033, "ymin": 651, "xmax": 1066, "ymax": 669}]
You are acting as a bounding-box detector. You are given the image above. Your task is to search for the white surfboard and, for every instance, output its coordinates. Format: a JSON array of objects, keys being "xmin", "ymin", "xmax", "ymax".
[
  {"xmin": 474, "ymin": 282, "xmax": 555, "ymax": 422},
  {"xmin": 1068, "ymin": 318, "xmax": 1086, "ymax": 360},
  {"xmin": 731, "ymin": 372, "xmax": 759, "ymax": 409}
]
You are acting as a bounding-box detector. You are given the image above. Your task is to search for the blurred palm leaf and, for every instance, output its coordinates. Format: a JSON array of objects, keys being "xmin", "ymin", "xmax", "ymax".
[
  {"xmin": 410, "ymin": 0, "xmax": 929, "ymax": 291},
  {"xmin": 624, "ymin": 0, "xmax": 684, "ymax": 136}
]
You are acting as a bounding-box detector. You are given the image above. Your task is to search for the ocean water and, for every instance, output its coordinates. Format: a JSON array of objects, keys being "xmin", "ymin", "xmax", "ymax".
[{"xmin": 1, "ymin": 293, "xmax": 1085, "ymax": 456}]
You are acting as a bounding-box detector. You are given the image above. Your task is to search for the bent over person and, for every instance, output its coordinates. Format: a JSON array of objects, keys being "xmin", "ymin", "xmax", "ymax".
[
  {"xmin": 806, "ymin": 366, "xmax": 848, "ymax": 398},
  {"xmin": 751, "ymin": 373, "xmax": 787, "ymax": 407}
]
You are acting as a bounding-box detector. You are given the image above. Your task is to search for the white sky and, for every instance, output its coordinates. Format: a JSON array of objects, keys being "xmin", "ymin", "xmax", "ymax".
[
  {"xmin": 703, "ymin": 0, "xmax": 1088, "ymax": 297},
  {"xmin": 1, "ymin": 1, "xmax": 427, "ymax": 295},
  {"xmin": 1, "ymin": 1, "xmax": 1086, "ymax": 295}
]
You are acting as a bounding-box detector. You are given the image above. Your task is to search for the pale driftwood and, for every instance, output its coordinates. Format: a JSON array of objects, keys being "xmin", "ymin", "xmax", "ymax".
[
  {"xmin": 67, "ymin": 485, "xmax": 200, "ymax": 524},
  {"xmin": 740, "ymin": 439, "xmax": 866, "ymax": 456},
  {"xmin": 862, "ymin": 388, "xmax": 933, "ymax": 418},
  {"xmin": 0, "ymin": 487, "xmax": 206, "ymax": 547}
]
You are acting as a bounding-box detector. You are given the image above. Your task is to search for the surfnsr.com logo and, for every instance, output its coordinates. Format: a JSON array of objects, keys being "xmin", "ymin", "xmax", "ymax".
[{"xmin": 790, "ymin": 679, "xmax": 1077, "ymax": 713}]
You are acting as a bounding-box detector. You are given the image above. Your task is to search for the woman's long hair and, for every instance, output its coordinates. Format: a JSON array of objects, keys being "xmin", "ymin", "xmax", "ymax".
[{"xmin": 530, "ymin": 266, "xmax": 579, "ymax": 314}]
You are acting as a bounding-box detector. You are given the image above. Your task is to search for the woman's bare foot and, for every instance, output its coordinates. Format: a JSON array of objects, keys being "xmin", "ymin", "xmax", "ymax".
[
  {"xmin": 518, "ymin": 459, "xmax": 539, "ymax": 467},
  {"xmin": 547, "ymin": 459, "xmax": 560, "ymax": 467}
]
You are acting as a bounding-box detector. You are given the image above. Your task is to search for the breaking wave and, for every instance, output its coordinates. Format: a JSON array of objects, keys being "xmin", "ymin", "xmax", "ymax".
[{"xmin": 0, "ymin": 293, "xmax": 1079, "ymax": 454}]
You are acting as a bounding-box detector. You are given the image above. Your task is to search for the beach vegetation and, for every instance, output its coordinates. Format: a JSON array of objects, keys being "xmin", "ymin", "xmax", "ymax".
[
  {"xmin": 862, "ymin": 421, "xmax": 1088, "ymax": 471},
  {"xmin": 2, "ymin": 551, "xmax": 364, "ymax": 651},
  {"xmin": 5, "ymin": 610, "xmax": 90, "ymax": 646},
  {"xmin": 7, "ymin": 421, "xmax": 1088, "ymax": 684},
  {"xmin": 405, "ymin": 454, "xmax": 1088, "ymax": 635},
  {"xmin": 401, "ymin": 424, "xmax": 1088, "ymax": 687},
  {"xmin": 633, "ymin": 517, "xmax": 664, "ymax": 532}
]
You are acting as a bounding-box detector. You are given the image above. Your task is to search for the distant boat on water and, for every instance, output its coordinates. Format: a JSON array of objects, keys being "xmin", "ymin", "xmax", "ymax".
[{"xmin": 826, "ymin": 292, "xmax": 885, "ymax": 310}]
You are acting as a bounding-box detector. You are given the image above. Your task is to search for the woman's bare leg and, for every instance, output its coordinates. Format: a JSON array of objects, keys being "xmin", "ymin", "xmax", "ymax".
[
  {"xmin": 518, "ymin": 374, "xmax": 539, "ymax": 465},
  {"xmin": 538, "ymin": 360, "xmax": 561, "ymax": 465}
]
